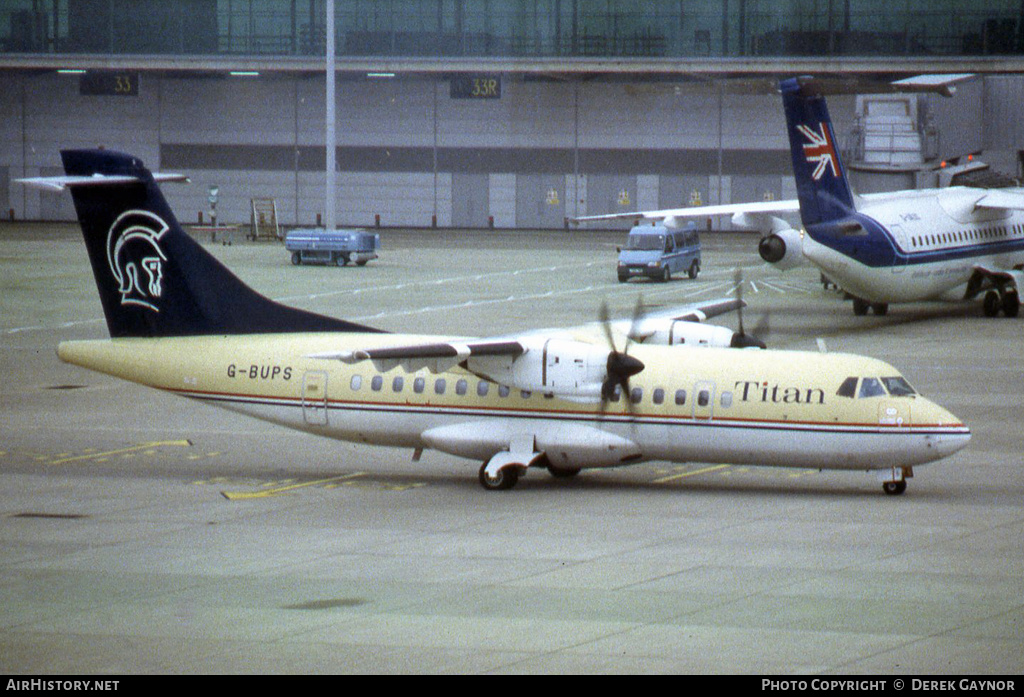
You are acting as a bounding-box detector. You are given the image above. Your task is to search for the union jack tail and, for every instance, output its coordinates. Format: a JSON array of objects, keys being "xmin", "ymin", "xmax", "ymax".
[{"xmin": 779, "ymin": 78, "xmax": 856, "ymax": 227}]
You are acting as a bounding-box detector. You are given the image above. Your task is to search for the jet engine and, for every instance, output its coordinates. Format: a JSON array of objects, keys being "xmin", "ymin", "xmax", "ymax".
[{"xmin": 758, "ymin": 227, "xmax": 806, "ymax": 271}]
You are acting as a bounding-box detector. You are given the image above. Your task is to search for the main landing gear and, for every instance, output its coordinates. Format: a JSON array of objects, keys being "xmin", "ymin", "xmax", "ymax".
[
  {"xmin": 478, "ymin": 437, "xmax": 547, "ymax": 491},
  {"xmin": 982, "ymin": 288, "xmax": 1020, "ymax": 318},
  {"xmin": 852, "ymin": 297, "xmax": 888, "ymax": 316},
  {"xmin": 478, "ymin": 460, "xmax": 582, "ymax": 490}
]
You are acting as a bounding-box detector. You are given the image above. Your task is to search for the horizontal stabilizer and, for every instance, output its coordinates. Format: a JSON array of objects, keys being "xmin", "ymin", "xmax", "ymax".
[{"xmin": 17, "ymin": 173, "xmax": 189, "ymax": 191}]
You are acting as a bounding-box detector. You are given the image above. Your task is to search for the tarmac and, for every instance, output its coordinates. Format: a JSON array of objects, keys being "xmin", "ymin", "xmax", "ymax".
[{"xmin": 1, "ymin": 223, "xmax": 1021, "ymax": 674}]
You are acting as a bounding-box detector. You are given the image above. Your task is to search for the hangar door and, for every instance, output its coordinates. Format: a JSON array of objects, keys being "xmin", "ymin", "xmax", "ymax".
[
  {"xmin": 587, "ymin": 175, "xmax": 637, "ymax": 219},
  {"xmin": 659, "ymin": 175, "xmax": 712, "ymax": 210},
  {"xmin": 516, "ymin": 174, "xmax": 565, "ymax": 229},
  {"xmin": 452, "ymin": 173, "xmax": 490, "ymax": 228},
  {"xmin": 39, "ymin": 167, "xmax": 78, "ymax": 221},
  {"xmin": 730, "ymin": 176, "xmax": 782, "ymax": 209}
]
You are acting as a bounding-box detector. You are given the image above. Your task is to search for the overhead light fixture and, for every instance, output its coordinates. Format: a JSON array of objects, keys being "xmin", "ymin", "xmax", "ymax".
[
  {"xmin": 230, "ymin": 71, "xmax": 259, "ymax": 77},
  {"xmin": 57, "ymin": 69, "xmax": 86, "ymax": 74},
  {"xmin": 367, "ymin": 72, "xmax": 395, "ymax": 78}
]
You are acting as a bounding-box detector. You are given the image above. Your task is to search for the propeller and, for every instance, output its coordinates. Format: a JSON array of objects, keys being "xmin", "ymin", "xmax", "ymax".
[
  {"xmin": 730, "ymin": 267, "xmax": 768, "ymax": 349},
  {"xmin": 598, "ymin": 298, "xmax": 646, "ymax": 404}
]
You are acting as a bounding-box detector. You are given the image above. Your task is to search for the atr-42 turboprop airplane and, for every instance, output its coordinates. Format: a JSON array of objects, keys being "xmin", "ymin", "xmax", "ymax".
[
  {"xmin": 22, "ymin": 149, "xmax": 970, "ymax": 494},
  {"xmin": 574, "ymin": 76, "xmax": 1024, "ymax": 318}
]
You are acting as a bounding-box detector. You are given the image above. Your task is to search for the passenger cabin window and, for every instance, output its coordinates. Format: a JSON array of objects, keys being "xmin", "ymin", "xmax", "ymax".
[
  {"xmin": 653, "ymin": 388, "xmax": 665, "ymax": 405},
  {"xmin": 477, "ymin": 381, "xmax": 489, "ymax": 397},
  {"xmin": 456, "ymin": 379, "xmax": 468, "ymax": 396},
  {"xmin": 697, "ymin": 390, "xmax": 710, "ymax": 407},
  {"xmin": 675, "ymin": 389, "xmax": 686, "ymax": 405},
  {"xmin": 499, "ymin": 385, "xmax": 510, "ymax": 398},
  {"xmin": 371, "ymin": 375, "xmax": 383, "ymax": 391},
  {"xmin": 720, "ymin": 391, "xmax": 733, "ymax": 408},
  {"xmin": 392, "ymin": 376, "xmax": 404, "ymax": 392},
  {"xmin": 414, "ymin": 377, "xmax": 425, "ymax": 394},
  {"xmin": 630, "ymin": 387, "xmax": 643, "ymax": 404},
  {"xmin": 350, "ymin": 375, "xmax": 362, "ymax": 391},
  {"xmin": 434, "ymin": 378, "xmax": 446, "ymax": 395}
]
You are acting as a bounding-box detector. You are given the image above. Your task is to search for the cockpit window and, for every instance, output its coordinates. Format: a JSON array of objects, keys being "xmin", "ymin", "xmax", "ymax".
[
  {"xmin": 858, "ymin": 377, "xmax": 886, "ymax": 398},
  {"xmin": 881, "ymin": 376, "xmax": 917, "ymax": 397},
  {"xmin": 837, "ymin": 376, "xmax": 858, "ymax": 398}
]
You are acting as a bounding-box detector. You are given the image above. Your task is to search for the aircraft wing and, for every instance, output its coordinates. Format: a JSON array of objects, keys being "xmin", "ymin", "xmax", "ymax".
[
  {"xmin": 308, "ymin": 339, "xmax": 524, "ymax": 373},
  {"xmin": 526, "ymin": 296, "xmax": 749, "ymax": 345},
  {"xmin": 972, "ymin": 189, "xmax": 1024, "ymax": 212},
  {"xmin": 630, "ymin": 296, "xmax": 745, "ymax": 323},
  {"xmin": 570, "ymin": 199, "xmax": 800, "ymax": 227}
]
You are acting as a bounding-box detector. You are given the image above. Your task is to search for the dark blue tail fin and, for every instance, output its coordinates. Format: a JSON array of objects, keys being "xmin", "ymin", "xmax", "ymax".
[
  {"xmin": 779, "ymin": 78, "xmax": 856, "ymax": 227},
  {"xmin": 60, "ymin": 149, "xmax": 382, "ymax": 338}
]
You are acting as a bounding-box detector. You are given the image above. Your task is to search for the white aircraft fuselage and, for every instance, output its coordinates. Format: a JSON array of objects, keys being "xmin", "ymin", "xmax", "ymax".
[{"xmin": 802, "ymin": 187, "xmax": 1024, "ymax": 305}]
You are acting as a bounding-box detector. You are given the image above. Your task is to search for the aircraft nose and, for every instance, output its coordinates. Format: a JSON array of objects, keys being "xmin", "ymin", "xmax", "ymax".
[{"xmin": 921, "ymin": 401, "xmax": 971, "ymax": 459}]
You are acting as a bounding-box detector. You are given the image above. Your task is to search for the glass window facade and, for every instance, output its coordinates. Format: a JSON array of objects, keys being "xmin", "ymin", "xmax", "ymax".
[{"xmin": 3, "ymin": 0, "xmax": 1024, "ymax": 59}]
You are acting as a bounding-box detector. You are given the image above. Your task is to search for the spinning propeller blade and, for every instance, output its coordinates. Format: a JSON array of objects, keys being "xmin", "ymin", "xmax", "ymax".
[
  {"xmin": 730, "ymin": 268, "xmax": 768, "ymax": 349},
  {"xmin": 598, "ymin": 298, "xmax": 646, "ymax": 405}
]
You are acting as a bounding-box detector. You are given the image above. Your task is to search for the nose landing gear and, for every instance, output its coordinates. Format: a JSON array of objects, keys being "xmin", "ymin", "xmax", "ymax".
[{"xmin": 879, "ymin": 466, "xmax": 913, "ymax": 496}]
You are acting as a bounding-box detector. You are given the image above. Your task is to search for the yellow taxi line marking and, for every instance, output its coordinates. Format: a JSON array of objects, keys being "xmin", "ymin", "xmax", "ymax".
[
  {"xmin": 220, "ymin": 472, "xmax": 367, "ymax": 500},
  {"xmin": 48, "ymin": 440, "xmax": 193, "ymax": 465},
  {"xmin": 652, "ymin": 464, "xmax": 731, "ymax": 484}
]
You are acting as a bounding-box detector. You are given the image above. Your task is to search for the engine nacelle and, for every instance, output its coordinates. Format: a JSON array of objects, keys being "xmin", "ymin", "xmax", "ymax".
[
  {"xmin": 465, "ymin": 336, "xmax": 609, "ymax": 400},
  {"xmin": 629, "ymin": 318, "xmax": 737, "ymax": 347},
  {"xmin": 758, "ymin": 227, "xmax": 806, "ymax": 271}
]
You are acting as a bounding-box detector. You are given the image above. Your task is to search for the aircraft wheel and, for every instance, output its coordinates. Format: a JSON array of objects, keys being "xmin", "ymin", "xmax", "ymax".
[
  {"xmin": 291, "ymin": 252, "xmax": 301, "ymax": 266},
  {"xmin": 1002, "ymin": 290, "xmax": 1020, "ymax": 318},
  {"xmin": 548, "ymin": 466, "xmax": 581, "ymax": 479},
  {"xmin": 479, "ymin": 462, "xmax": 520, "ymax": 491},
  {"xmin": 983, "ymin": 290, "xmax": 1001, "ymax": 317},
  {"xmin": 852, "ymin": 298, "xmax": 870, "ymax": 316},
  {"xmin": 688, "ymin": 261, "xmax": 699, "ymax": 279},
  {"xmin": 882, "ymin": 480, "xmax": 907, "ymax": 496},
  {"xmin": 336, "ymin": 254, "xmax": 349, "ymax": 267},
  {"xmin": 871, "ymin": 302, "xmax": 888, "ymax": 316}
]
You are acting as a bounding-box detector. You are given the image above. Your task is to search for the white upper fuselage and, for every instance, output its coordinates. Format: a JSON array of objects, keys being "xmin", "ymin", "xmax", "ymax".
[{"xmin": 804, "ymin": 187, "xmax": 1024, "ymax": 303}]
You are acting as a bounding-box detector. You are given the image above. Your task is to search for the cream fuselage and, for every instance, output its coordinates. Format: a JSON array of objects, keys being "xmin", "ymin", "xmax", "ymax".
[{"xmin": 58, "ymin": 333, "xmax": 970, "ymax": 474}]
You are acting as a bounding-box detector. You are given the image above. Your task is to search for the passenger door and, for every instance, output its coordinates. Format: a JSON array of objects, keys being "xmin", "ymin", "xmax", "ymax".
[{"xmin": 302, "ymin": 371, "xmax": 329, "ymax": 426}]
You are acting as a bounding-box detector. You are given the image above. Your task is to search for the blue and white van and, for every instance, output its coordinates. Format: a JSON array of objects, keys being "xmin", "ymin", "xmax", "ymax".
[{"xmin": 617, "ymin": 223, "xmax": 701, "ymax": 282}]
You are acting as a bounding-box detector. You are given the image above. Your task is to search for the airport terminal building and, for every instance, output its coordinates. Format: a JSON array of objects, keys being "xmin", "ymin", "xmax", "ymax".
[{"xmin": 3, "ymin": 0, "xmax": 1024, "ymax": 229}]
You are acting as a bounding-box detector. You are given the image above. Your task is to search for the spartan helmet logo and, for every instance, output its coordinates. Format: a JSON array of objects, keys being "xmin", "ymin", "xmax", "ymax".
[{"xmin": 107, "ymin": 210, "xmax": 170, "ymax": 312}]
